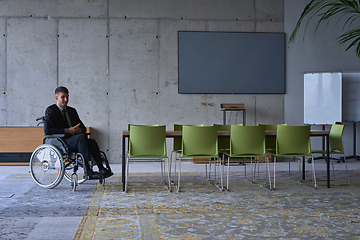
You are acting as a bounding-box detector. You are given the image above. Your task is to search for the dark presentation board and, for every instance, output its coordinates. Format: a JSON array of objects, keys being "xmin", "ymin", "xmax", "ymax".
[{"xmin": 178, "ymin": 31, "xmax": 285, "ymax": 94}]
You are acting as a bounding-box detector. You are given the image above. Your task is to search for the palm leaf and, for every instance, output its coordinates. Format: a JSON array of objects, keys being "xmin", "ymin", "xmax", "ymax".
[
  {"xmin": 337, "ymin": 28, "xmax": 360, "ymax": 56},
  {"xmin": 289, "ymin": 0, "xmax": 360, "ymax": 56}
]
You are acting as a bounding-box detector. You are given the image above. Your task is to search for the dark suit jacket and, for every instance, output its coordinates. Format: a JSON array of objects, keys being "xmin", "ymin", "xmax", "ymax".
[{"xmin": 44, "ymin": 104, "xmax": 86, "ymax": 135}]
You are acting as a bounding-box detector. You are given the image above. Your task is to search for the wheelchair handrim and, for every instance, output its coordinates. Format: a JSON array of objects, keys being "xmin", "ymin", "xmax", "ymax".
[{"xmin": 29, "ymin": 144, "xmax": 65, "ymax": 189}]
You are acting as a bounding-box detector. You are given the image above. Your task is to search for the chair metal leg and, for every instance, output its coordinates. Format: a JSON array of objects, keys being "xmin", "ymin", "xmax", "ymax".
[
  {"xmin": 166, "ymin": 157, "xmax": 171, "ymax": 192},
  {"xmin": 169, "ymin": 152, "xmax": 173, "ymax": 183},
  {"xmin": 209, "ymin": 159, "xmax": 212, "ymax": 182},
  {"xmin": 273, "ymin": 156, "xmax": 276, "ymax": 190},
  {"xmin": 218, "ymin": 157, "xmax": 225, "ymax": 191},
  {"xmin": 125, "ymin": 157, "xmax": 129, "ymax": 193},
  {"xmin": 250, "ymin": 157, "xmax": 254, "ymax": 182},
  {"xmin": 205, "ymin": 158, "xmax": 208, "ymax": 180},
  {"xmin": 344, "ymin": 155, "xmax": 349, "ymax": 185},
  {"xmin": 244, "ymin": 158, "xmax": 247, "ymax": 179},
  {"xmin": 311, "ymin": 155, "xmax": 317, "ymax": 188},
  {"xmin": 160, "ymin": 159, "xmax": 164, "ymax": 183},
  {"xmin": 227, "ymin": 156, "xmax": 230, "ymax": 190},
  {"xmin": 331, "ymin": 154, "xmax": 335, "ymax": 180},
  {"xmin": 257, "ymin": 157, "xmax": 260, "ymax": 181},
  {"xmin": 177, "ymin": 157, "xmax": 182, "ymax": 193},
  {"xmin": 174, "ymin": 152, "xmax": 180, "ymax": 183},
  {"xmin": 298, "ymin": 157, "xmax": 300, "ymax": 181},
  {"xmin": 161, "ymin": 158, "xmax": 170, "ymax": 191},
  {"xmin": 213, "ymin": 157, "xmax": 223, "ymax": 191},
  {"xmin": 288, "ymin": 157, "xmax": 291, "ymax": 178},
  {"xmin": 266, "ymin": 156, "xmax": 272, "ymax": 190},
  {"xmin": 214, "ymin": 158, "xmax": 217, "ymax": 184}
]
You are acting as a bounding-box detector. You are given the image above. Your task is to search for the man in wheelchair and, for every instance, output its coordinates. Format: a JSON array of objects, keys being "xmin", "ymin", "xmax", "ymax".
[{"xmin": 44, "ymin": 86, "xmax": 113, "ymax": 180}]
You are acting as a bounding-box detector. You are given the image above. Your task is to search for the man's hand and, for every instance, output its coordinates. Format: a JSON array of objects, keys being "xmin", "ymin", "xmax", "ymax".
[{"xmin": 66, "ymin": 123, "xmax": 82, "ymax": 135}]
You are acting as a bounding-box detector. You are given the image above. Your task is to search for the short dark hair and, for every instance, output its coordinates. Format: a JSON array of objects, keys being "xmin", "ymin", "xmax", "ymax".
[{"xmin": 55, "ymin": 86, "xmax": 69, "ymax": 95}]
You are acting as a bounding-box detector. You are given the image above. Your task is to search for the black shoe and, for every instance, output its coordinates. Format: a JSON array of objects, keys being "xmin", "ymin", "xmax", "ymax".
[
  {"xmin": 99, "ymin": 168, "xmax": 114, "ymax": 178},
  {"xmin": 85, "ymin": 169, "xmax": 101, "ymax": 179},
  {"xmin": 88, "ymin": 173, "xmax": 102, "ymax": 180}
]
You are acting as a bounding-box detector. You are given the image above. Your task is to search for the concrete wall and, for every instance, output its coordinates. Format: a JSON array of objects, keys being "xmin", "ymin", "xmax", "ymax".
[
  {"xmin": 285, "ymin": 0, "xmax": 360, "ymax": 155},
  {"xmin": 0, "ymin": 0, "xmax": 284, "ymax": 163}
]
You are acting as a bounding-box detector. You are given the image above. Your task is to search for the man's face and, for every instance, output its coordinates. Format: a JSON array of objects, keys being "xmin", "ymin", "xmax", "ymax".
[{"xmin": 55, "ymin": 92, "xmax": 69, "ymax": 108}]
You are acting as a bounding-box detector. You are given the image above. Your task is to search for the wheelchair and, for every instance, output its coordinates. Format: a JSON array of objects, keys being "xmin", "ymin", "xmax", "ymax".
[{"xmin": 29, "ymin": 117, "xmax": 110, "ymax": 191}]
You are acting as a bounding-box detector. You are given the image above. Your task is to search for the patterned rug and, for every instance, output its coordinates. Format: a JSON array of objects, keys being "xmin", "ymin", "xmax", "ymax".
[{"xmin": 73, "ymin": 172, "xmax": 360, "ymax": 239}]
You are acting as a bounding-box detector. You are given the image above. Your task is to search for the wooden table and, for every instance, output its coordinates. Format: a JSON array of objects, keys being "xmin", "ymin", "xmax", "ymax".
[{"xmin": 121, "ymin": 130, "xmax": 330, "ymax": 191}]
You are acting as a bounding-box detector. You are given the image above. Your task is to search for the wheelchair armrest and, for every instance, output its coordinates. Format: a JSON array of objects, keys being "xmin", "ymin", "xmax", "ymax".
[{"xmin": 44, "ymin": 134, "xmax": 65, "ymax": 138}]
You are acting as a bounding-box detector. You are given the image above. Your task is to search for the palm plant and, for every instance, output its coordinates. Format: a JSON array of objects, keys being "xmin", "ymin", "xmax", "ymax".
[{"xmin": 289, "ymin": 0, "xmax": 360, "ymax": 57}]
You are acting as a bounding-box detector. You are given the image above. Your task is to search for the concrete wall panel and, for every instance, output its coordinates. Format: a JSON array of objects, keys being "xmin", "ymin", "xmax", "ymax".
[
  {"xmin": 256, "ymin": 0, "xmax": 284, "ymax": 22},
  {"xmin": 109, "ymin": 19, "xmax": 160, "ymax": 161},
  {"xmin": 255, "ymin": 95, "xmax": 284, "ymax": 125},
  {"xmin": 58, "ymin": 19, "xmax": 109, "ymax": 150},
  {"xmin": 256, "ymin": 21, "xmax": 283, "ymax": 32},
  {"xmin": 0, "ymin": 19, "xmax": 5, "ymax": 125},
  {"xmin": 208, "ymin": 21, "xmax": 256, "ymax": 32},
  {"xmin": 7, "ymin": 18, "xmax": 57, "ymax": 126},
  {"xmin": 0, "ymin": 0, "xmax": 107, "ymax": 18},
  {"xmin": 159, "ymin": 19, "xmax": 208, "ymax": 128},
  {"xmin": 109, "ymin": 0, "xmax": 255, "ymax": 21}
]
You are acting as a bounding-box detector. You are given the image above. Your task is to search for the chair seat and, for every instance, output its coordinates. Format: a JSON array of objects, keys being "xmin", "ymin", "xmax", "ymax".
[
  {"xmin": 182, "ymin": 154, "xmax": 218, "ymax": 158},
  {"xmin": 129, "ymin": 154, "xmax": 166, "ymax": 158},
  {"xmin": 275, "ymin": 153, "xmax": 312, "ymax": 157}
]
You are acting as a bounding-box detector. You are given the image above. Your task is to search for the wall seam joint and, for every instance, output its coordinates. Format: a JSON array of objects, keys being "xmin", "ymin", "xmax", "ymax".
[{"xmin": 4, "ymin": 17, "xmax": 7, "ymax": 126}]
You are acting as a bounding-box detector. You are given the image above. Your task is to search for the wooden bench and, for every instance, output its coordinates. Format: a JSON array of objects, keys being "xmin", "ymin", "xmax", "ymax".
[
  {"xmin": 0, "ymin": 127, "xmax": 43, "ymax": 165},
  {"xmin": 0, "ymin": 127, "xmax": 90, "ymax": 165}
]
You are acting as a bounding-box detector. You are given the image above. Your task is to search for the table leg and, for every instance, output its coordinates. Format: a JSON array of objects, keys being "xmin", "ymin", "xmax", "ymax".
[
  {"xmin": 243, "ymin": 109, "xmax": 246, "ymax": 126},
  {"xmin": 302, "ymin": 156, "xmax": 305, "ymax": 180},
  {"xmin": 223, "ymin": 111, "xmax": 226, "ymax": 125},
  {"xmin": 326, "ymin": 133, "xmax": 330, "ymax": 188},
  {"xmin": 122, "ymin": 135, "xmax": 126, "ymax": 191}
]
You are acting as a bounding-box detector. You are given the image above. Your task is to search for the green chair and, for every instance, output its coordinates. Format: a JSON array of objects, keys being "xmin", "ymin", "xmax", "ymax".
[
  {"xmin": 177, "ymin": 125, "xmax": 219, "ymax": 192},
  {"xmin": 259, "ymin": 124, "xmax": 291, "ymax": 177},
  {"xmin": 126, "ymin": 125, "xmax": 170, "ymax": 192},
  {"xmin": 269, "ymin": 125, "xmax": 315, "ymax": 189},
  {"xmin": 170, "ymin": 124, "xmax": 203, "ymax": 183},
  {"xmin": 213, "ymin": 124, "xmax": 244, "ymax": 188},
  {"xmin": 227, "ymin": 125, "xmax": 271, "ymax": 190},
  {"xmin": 312, "ymin": 124, "xmax": 348, "ymax": 184}
]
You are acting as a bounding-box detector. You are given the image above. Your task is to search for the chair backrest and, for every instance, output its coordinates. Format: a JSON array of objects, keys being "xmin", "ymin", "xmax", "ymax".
[
  {"xmin": 230, "ymin": 125, "xmax": 266, "ymax": 157},
  {"xmin": 276, "ymin": 125, "xmax": 311, "ymax": 156},
  {"xmin": 173, "ymin": 124, "xmax": 203, "ymax": 152},
  {"xmin": 329, "ymin": 124, "xmax": 344, "ymax": 154},
  {"xmin": 128, "ymin": 124, "xmax": 158, "ymax": 152},
  {"xmin": 129, "ymin": 125, "xmax": 166, "ymax": 158},
  {"xmin": 182, "ymin": 125, "xmax": 218, "ymax": 158},
  {"xmin": 259, "ymin": 123, "xmax": 287, "ymax": 150}
]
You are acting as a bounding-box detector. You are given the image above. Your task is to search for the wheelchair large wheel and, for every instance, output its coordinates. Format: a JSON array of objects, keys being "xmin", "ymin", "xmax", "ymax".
[
  {"xmin": 64, "ymin": 156, "xmax": 86, "ymax": 185},
  {"xmin": 30, "ymin": 144, "xmax": 65, "ymax": 189}
]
